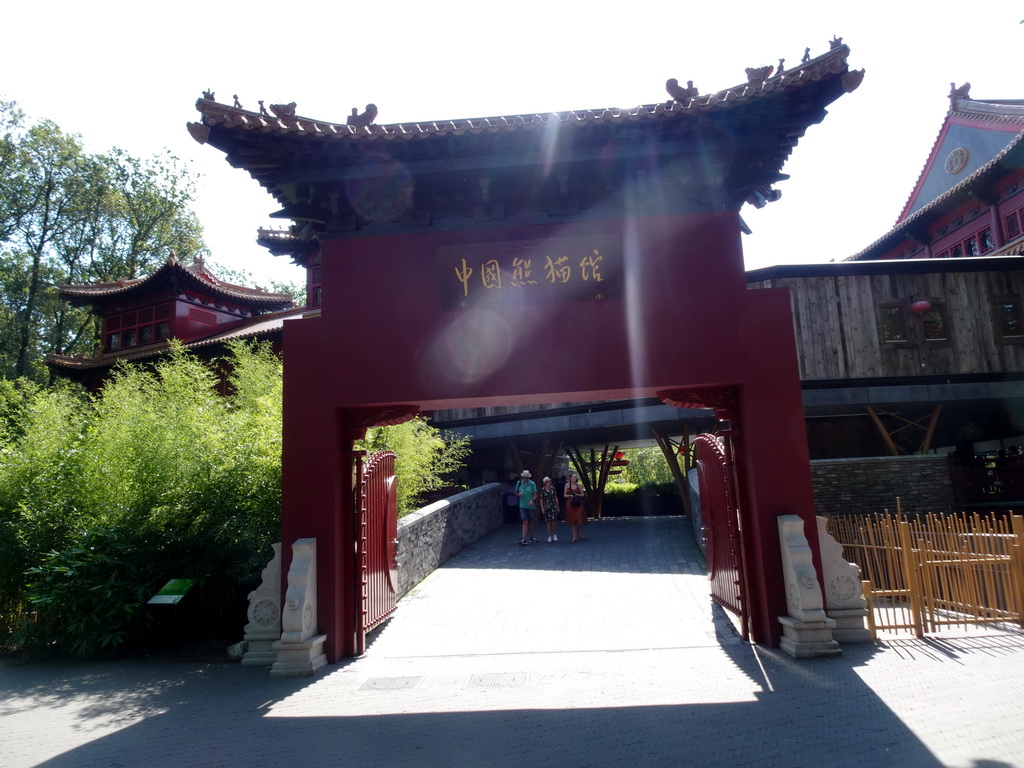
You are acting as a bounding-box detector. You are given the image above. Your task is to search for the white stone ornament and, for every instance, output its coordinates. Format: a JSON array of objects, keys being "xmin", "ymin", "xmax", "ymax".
[
  {"xmin": 777, "ymin": 515, "xmax": 841, "ymax": 658},
  {"xmin": 242, "ymin": 543, "xmax": 282, "ymax": 666},
  {"xmin": 271, "ymin": 538, "xmax": 327, "ymax": 677},
  {"xmin": 817, "ymin": 516, "xmax": 873, "ymax": 643}
]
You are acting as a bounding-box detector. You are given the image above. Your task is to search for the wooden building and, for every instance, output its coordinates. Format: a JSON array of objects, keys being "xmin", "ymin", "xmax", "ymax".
[{"xmin": 747, "ymin": 256, "xmax": 1024, "ymax": 459}]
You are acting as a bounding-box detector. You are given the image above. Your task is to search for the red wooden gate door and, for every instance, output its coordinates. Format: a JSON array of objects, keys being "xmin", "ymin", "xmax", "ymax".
[
  {"xmin": 356, "ymin": 450, "xmax": 399, "ymax": 654},
  {"xmin": 693, "ymin": 432, "xmax": 748, "ymax": 640}
]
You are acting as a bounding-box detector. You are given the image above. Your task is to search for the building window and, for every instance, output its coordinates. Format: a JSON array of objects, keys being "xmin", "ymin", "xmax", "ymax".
[
  {"xmin": 921, "ymin": 304, "xmax": 949, "ymax": 341},
  {"xmin": 1005, "ymin": 205, "xmax": 1023, "ymax": 241},
  {"xmin": 878, "ymin": 304, "xmax": 908, "ymax": 343},
  {"xmin": 935, "ymin": 228, "xmax": 993, "ymax": 259},
  {"xmin": 995, "ymin": 298, "xmax": 1024, "ymax": 341},
  {"xmin": 103, "ymin": 302, "xmax": 172, "ymax": 351},
  {"xmin": 980, "ymin": 228, "xmax": 995, "ymax": 252}
]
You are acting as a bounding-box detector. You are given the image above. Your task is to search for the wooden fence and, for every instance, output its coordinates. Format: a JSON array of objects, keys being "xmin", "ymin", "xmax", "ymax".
[{"xmin": 828, "ymin": 510, "xmax": 1024, "ymax": 638}]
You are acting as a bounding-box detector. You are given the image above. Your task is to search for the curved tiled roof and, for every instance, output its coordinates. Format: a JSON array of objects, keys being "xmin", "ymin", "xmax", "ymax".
[
  {"xmin": 192, "ymin": 46, "xmax": 857, "ymax": 143},
  {"xmin": 59, "ymin": 255, "xmax": 293, "ymax": 310},
  {"xmin": 847, "ymin": 129, "xmax": 1024, "ymax": 261},
  {"xmin": 190, "ymin": 43, "xmax": 863, "ymax": 225}
]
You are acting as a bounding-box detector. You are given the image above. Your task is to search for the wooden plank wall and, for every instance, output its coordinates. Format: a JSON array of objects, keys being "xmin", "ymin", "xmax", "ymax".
[{"xmin": 749, "ymin": 267, "xmax": 1024, "ymax": 381}]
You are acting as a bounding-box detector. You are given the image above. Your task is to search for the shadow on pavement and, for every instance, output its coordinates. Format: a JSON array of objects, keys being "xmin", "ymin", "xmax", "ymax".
[{"xmin": 4, "ymin": 649, "xmax": 952, "ymax": 768}]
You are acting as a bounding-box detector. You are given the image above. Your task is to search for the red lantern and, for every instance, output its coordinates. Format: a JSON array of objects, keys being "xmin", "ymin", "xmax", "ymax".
[{"xmin": 911, "ymin": 300, "xmax": 932, "ymax": 314}]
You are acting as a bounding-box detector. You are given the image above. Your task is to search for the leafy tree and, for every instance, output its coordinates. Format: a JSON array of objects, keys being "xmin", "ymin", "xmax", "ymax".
[
  {"xmin": 0, "ymin": 342, "xmax": 281, "ymax": 655},
  {"xmin": 0, "ymin": 102, "xmax": 208, "ymax": 381},
  {"xmin": 358, "ymin": 416, "xmax": 472, "ymax": 514},
  {"xmin": 609, "ymin": 446, "xmax": 675, "ymax": 488},
  {"xmin": 0, "ymin": 342, "xmax": 470, "ymax": 656}
]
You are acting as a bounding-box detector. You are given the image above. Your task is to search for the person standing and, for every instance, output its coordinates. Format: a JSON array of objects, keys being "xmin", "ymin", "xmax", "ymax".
[
  {"xmin": 539, "ymin": 477, "xmax": 561, "ymax": 542},
  {"xmin": 564, "ymin": 472, "xmax": 588, "ymax": 542},
  {"xmin": 516, "ymin": 469, "xmax": 539, "ymax": 546}
]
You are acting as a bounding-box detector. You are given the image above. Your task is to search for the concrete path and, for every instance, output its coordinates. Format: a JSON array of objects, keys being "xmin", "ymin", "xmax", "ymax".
[{"xmin": 2, "ymin": 516, "xmax": 1023, "ymax": 767}]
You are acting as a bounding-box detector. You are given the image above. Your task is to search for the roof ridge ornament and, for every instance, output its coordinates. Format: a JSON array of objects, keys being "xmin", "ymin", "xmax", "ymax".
[
  {"xmin": 347, "ymin": 104, "xmax": 378, "ymax": 127},
  {"xmin": 270, "ymin": 102, "xmax": 297, "ymax": 120},
  {"xmin": 949, "ymin": 82, "xmax": 971, "ymax": 109},
  {"xmin": 745, "ymin": 65, "xmax": 774, "ymax": 86},
  {"xmin": 666, "ymin": 78, "xmax": 699, "ymax": 103}
]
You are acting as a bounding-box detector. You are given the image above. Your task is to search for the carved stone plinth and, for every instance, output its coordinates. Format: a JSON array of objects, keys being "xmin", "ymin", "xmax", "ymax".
[
  {"xmin": 777, "ymin": 515, "xmax": 841, "ymax": 658},
  {"xmin": 270, "ymin": 633, "xmax": 327, "ymax": 678},
  {"xmin": 817, "ymin": 517, "xmax": 873, "ymax": 643},
  {"xmin": 243, "ymin": 543, "xmax": 281, "ymax": 666},
  {"xmin": 270, "ymin": 538, "xmax": 328, "ymax": 677},
  {"xmin": 827, "ymin": 608, "xmax": 873, "ymax": 643},
  {"xmin": 779, "ymin": 615, "xmax": 841, "ymax": 658}
]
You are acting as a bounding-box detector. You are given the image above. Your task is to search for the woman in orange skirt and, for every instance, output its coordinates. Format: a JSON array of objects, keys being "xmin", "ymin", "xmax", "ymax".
[{"xmin": 563, "ymin": 472, "xmax": 587, "ymax": 542}]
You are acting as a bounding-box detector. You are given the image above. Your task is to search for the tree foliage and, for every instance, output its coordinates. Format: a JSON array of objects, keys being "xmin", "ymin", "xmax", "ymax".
[
  {"xmin": 0, "ymin": 343, "xmax": 471, "ymax": 656},
  {"xmin": 608, "ymin": 446, "xmax": 676, "ymax": 488},
  {"xmin": 0, "ymin": 342, "xmax": 282, "ymax": 655},
  {"xmin": 0, "ymin": 101, "xmax": 206, "ymax": 381},
  {"xmin": 358, "ymin": 416, "xmax": 472, "ymax": 514}
]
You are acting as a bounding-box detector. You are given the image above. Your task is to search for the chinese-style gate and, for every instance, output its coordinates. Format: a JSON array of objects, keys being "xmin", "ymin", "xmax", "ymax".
[{"xmin": 191, "ymin": 43, "xmax": 864, "ymax": 662}]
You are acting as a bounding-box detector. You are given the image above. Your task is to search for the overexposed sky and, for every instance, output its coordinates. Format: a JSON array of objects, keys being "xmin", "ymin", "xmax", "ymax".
[{"xmin": 3, "ymin": 1, "xmax": 1021, "ymax": 287}]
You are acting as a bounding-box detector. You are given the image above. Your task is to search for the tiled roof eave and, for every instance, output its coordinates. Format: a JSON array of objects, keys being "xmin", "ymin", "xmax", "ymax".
[
  {"xmin": 193, "ymin": 46, "xmax": 854, "ymax": 144},
  {"xmin": 59, "ymin": 264, "xmax": 292, "ymax": 309}
]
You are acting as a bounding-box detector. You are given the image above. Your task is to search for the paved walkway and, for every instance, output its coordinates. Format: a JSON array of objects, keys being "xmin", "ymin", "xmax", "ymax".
[{"xmin": 2, "ymin": 516, "xmax": 1023, "ymax": 768}]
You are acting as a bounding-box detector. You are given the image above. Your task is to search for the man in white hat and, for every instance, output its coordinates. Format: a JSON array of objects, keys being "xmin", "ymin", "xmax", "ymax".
[{"xmin": 515, "ymin": 469, "xmax": 538, "ymax": 546}]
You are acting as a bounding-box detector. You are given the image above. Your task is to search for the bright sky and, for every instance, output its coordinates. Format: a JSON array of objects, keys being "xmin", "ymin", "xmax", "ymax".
[{"xmin": 2, "ymin": 1, "xmax": 1021, "ymax": 288}]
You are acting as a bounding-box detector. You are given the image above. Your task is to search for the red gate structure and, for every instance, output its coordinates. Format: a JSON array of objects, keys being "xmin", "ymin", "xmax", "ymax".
[
  {"xmin": 355, "ymin": 450, "xmax": 399, "ymax": 655},
  {"xmin": 193, "ymin": 42, "xmax": 860, "ymax": 661},
  {"xmin": 693, "ymin": 432, "xmax": 748, "ymax": 640}
]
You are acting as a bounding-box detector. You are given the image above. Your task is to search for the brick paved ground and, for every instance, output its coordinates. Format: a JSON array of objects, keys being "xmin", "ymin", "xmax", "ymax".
[{"xmin": 2, "ymin": 516, "xmax": 1022, "ymax": 767}]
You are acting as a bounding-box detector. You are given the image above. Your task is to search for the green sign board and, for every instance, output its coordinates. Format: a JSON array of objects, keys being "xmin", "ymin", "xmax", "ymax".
[{"xmin": 148, "ymin": 578, "xmax": 196, "ymax": 605}]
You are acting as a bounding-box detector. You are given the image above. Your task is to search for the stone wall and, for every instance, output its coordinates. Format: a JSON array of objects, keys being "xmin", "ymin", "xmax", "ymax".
[
  {"xmin": 810, "ymin": 455, "xmax": 956, "ymax": 517},
  {"xmin": 396, "ymin": 483, "xmax": 505, "ymax": 598}
]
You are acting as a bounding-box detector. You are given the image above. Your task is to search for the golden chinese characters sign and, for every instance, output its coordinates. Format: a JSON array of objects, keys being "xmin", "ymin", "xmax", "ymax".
[{"xmin": 440, "ymin": 235, "xmax": 620, "ymax": 308}]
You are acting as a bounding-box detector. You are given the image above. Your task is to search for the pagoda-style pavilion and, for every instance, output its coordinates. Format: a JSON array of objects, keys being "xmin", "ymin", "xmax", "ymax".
[
  {"xmin": 47, "ymin": 254, "xmax": 297, "ymax": 389},
  {"xmin": 192, "ymin": 42, "xmax": 864, "ymax": 660},
  {"xmin": 849, "ymin": 85, "xmax": 1024, "ymax": 262}
]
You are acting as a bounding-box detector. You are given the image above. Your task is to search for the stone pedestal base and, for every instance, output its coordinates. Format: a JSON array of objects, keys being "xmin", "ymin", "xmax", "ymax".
[
  {"xmin": 270, "ymin": 634, "xmax": 328, "ymax": 677},
  {"xmin": 241, "ymin": 637, "xmax": 278, "ymax": 666},
  {"xmin": 828, "ymin": 608, "xmax": 874, "ymax": 643},
  {"xmin": 779, "ymin": 615, "xmax": 842, "ymax": 658}
]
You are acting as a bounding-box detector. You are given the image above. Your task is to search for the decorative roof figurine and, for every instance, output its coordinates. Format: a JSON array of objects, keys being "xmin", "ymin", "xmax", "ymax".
[
  {"xmin": 830, "ymin": 35, "xmax": 843, "ymax": 50},
  {"xmin": 258, "ymin": 100, "xmax": 269, "ymax": 117},
  {"xmin": 802, "ymin": 47, "xmax": 811, "ymax": 63},
  {"xmin": 665, "ymin": 78, "xmax": 699, "ymax": 102},
  {"xmin": 949, "ymin": 82, "xmax": 971, "ymax": 105},
  {"xmin": 270, "ymin": 102, "xmax": 297, "ymax": 119},
  {"xmin": 777, "ymin": 58, "xmax": 785, "ymax": 74},
  {"xmin": 202, "ymin": 89, "xmax": 215, "ymax": 101},
  {"xmin": 745, "ymin": 65, "xmax": 774, "ymax": 86},
  {"xmin": 233, "ymin": 94, "xmax": 243, "ymax": 109},
  {"xmin": 346, "ymin": 104, "xmax": 379, "ymax": 127}
]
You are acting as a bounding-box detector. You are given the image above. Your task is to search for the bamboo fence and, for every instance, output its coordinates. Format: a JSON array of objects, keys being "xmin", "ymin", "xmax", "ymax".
[{"xmin": 828, "ymin": 505, "xmax": 1024, "ymax": 639}]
